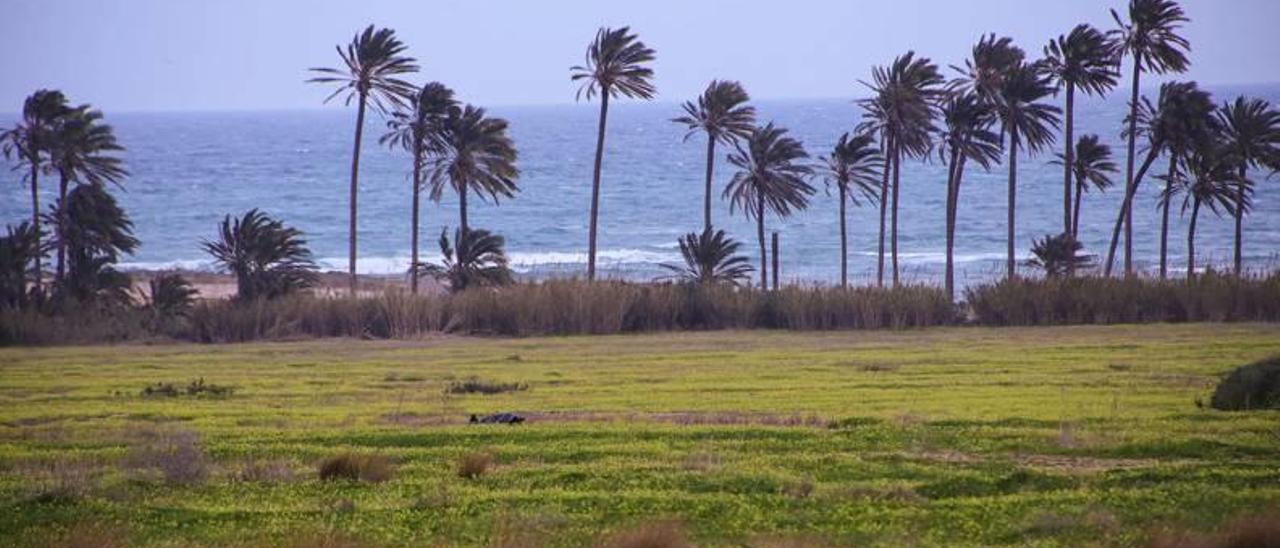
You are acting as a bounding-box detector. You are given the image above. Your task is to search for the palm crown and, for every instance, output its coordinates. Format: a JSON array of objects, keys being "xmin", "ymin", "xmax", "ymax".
[
  {"xmin": 938, "ymin": 91, "xmax": 1002, "ymax": 170},
  {"xmin": 428, "ymin": 105, "xmax": 519, "ymax": 205},
  {"xmin": 724, "ymin": 123, "xmax": 814, "ymax": 219},
  {"xmin": 1217, "ymin": 97, "xmax": 1280, "ymax": 172},
  {"xmin": 1133, "ymin": 81, "xmax": 1218, "ymax": 164},
  {"xmin": 672, "ymin": 80, "xmax": 755, "ymax": 144},
  {"xmin": 1112, "ymin": 0, "xmax": 1190, "ymax": 75},
  {"xmin": 996, "ymin": 64, "xmax": 1061, "ymax": 153},
  {"xmin": 1054, "ymin": 135, "xmax": 1117, "ymax": 193},
  {"xmin": 308, "ymin": 25, "xmax": 419, "ymax": 114},
  {"xmin": 952, "ymin": 35, "xmax": 1025, "ymax": 103},
  {"xmin": 857, "ymin": 52, "xmax": 945, "ymax": 159},
  {"xmin": 571, "ymin": 27, "xmax": 656, "ymax": 102},
  {"xmin": 48, "ymin": 107, "xmax": 128, "ymax": 189},
  {"xmin": 661, "ymin": 228, "xmax": 754, "ymax": 286},
  {"xmin": 382, "ymin": 82, "xmax": 458, "ymax": 156},
  {"xmin": 817, "ymin": 132, "xmax": 883, "ymax": 206},
  {"xmin": 1040, "ymin": 24, "xmax": 1120, "ymax": 97}
]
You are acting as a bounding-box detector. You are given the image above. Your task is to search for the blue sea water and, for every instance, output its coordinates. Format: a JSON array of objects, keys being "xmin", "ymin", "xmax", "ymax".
[{"xmin": 3, "ymin": 84, "xmax": 1278, "ymax": 286}]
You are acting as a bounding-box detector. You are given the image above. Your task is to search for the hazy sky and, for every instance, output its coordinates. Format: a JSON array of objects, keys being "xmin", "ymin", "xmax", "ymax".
[{"xmin": 2, "ymin": 0, "xmax": 1277, "ymax": 112}]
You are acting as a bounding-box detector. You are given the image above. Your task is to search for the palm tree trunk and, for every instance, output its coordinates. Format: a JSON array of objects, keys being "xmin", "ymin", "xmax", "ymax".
[
  {"xmin": 458, "ymin": 182, "xmax": 469, "ymax": 249},
  {"xmin": 757, "ymin": 195, "xmax": 767, "ymax": 291},
  {"xmin": 1122, "ymin": 61, "xmax": 1141, "ymax": 276},
  {"xmin": 1062, "ymin": 83, "xmax": 1075, "ymax": 235},
  {"xmin": 1187, "ymin": 197, "xmax": 1201, "ymax": 279},
  {"xmin": 944, "ymin": 149, "xmax": 959, "ymax": 303},
  {"xmin": 1233, "ymin": 165, "xmax": 1246, "ymax": 275},
  {"xmin": 1006, "ymin": 129, "xmax": 1019, "ymax": 281},
  {"xmin": 587, "ymin": 91, "xmax": 610, "ymax": 282},
  {"xmin": 876, "ymin": 136, "xmax": 891, "ymax": 288},
  {"xmin": 891, "ymin": 144, "xmax": 902, "ymax": 287},
  {"xmin": 348, "ymin": 93, "xmax": 368, "ymax": 295},
  {"xmin": 1104, "ymin": 147, "xmax": 1160, "ymax": 276},
  {"xmin": 29, "ymin": 160, "xmax": 41, "ymax": 295},
  {"xmin": 410, "ymin": 143, "xmax": 422, "ymax": 294},
  {"xmin": 703, "ymin": 136, "xmax": 716, "ymax": 234},
  {"xmin": 1158, "ymin": 159, "xmax": 1175, "ymax": 279},
  {"xmin": 1071, "ymin": 178, "xmax": 1084, "ymax": 240},
  {"xmin": 56, "ymin": 173, "xmax": 69, "ymax": 285},
  {"xmin": 839, "ymin": 184, "xmax": 847, "ymax": 289}
]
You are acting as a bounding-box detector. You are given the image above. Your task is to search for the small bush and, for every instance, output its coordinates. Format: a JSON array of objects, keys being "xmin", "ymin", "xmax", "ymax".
[
  {"xmin": 598, "ymin": 520, "xmax": 691, "ymax": 548},
  {"xmin": 1209, "ymin": 357, "xmax": 1280, "ymax": 411},
  {"xmin": 1148, "ymin": 509, "xmax": 1280, "ymax": 548},
  {"xmin": 122, "ymin": 427, "xmax": 208, "ymax": 485},
  {"xmin": 236, "ymin": 458, "xmax": 297, "ymax": 483},
  {"xmin": 22, "ymin": 459, "xmax": 101, "ymax": 502},
  {"xmin": 446, "ymin": 377, "xmax": 528, "ymax": 395},
  {"xmin": 457, "ymin": 452, "xmax": 493, "ymax": 480},
  {"xmin": 45, "ymin": 521, "xmax": 131, "ymax": 548},
  {"xmin": 140, "ymin": 378, "xmax": 234, "ymax": 398},
  {"xmin": 317, "ymin": 453, "xmax": 394, "ymax": 483}
]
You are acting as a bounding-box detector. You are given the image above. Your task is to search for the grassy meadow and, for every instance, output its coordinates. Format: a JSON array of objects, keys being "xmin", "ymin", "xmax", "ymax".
[{"xmin": 1, "ymin": 324, "xmax": 1278, "ymax": 546}]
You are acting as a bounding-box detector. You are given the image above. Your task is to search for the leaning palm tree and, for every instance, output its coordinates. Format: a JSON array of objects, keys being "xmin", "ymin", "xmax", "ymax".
[
  {"xmin": 1040, "ymin": 24, "xmax": 1120, "ymax": 234},
  {"xmin": 1177, "ymin": 145, "xmax": 1245, "ymax": 279},
  {"xmin": 308, "ymin": 25, "xmax": 418, "ymax": 294},
  {"xmin": 2, "ymin": 89, "xmax": 72, "ymax": 295},
  {"xmin": 1216, "ymin": 97, "xmax": 1280, "ymax": 275},
  {"xmin": 994, "ymin": 63, "xmax": 1061, "ymax": 280},
  {"xmin": 47, "ymin": 106, "xmax": 128, "ymax": 284},
  {"xmin": 815, "ymin": 132, "xmax": 882, "ymax": 288},
  {"xmin": 724, "ymin": 123, "xmax": 814, "ymax": 290},
  {"xmin": 672, "ymin": 80, "xmax": 756, "ymax": 234},
  {"xmin": 381, "ymin": 82, "xmax": 458, "ymax": 293},
  {"xmin": 660, "ymin": 228, "xmax": 753, "ymax": 286},
  {"xmin": 856, "ymin": 52, "xmax": 944, "ymax": 287},
  {"xmin": 1050, "ymin": 134, "xmax": 1118, "ymax": 239},
  {"xmin": 1112, "ymin": 0, "xmax": 1191, "ymax": 276},
  {"xmin": 427, "ymin": 104, "xmax": 519, "ymax": 252},
  {"xmin": 938, "ymin": 90, "xmax": 1002, "ymax": 301},
  {"xmin": 571, "ymin": 26, "xmax": 656, "ymax": 281},
  {"xmin": 421, "ymin": 227, "xmax": 513, "ymax": 293}
]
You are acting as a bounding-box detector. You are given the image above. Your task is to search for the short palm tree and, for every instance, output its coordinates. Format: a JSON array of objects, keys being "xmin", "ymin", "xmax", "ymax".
[
  {"xmin": 1112, "ymin": 0, "xmax": 1191, "ymax": 276},
  {"xmin": 52, "ymin": 184, "xmax": 139, "ymax": 305},
  {"xmin": 724, "ymin": 123, "xmax": 814, "ymax": 290},
  {"xmin": 937, "ymin": 90, "xmax": 1001, "ymax": 301},
  {"xmin": 2, "ymin": 89, "xmax": 72, "ymax": 295},
  {"xmin": 1050, "ymin": 134, "xmax": 1117, "ymax": 239},
  {"xmin": 995, "ymin": 63, "xmax": 1061, "ymax": 280},
  {"xmin": 660, "ymin": 228, "xmax": 753, "ymax": 286},
  {"xmin": 1027, "ymin": 233, "xmax": 1094, "ymax": 277},
  {"xmin": 427, "ymin": 105, "xmax": 519, "ymax": 252},
  {"xmin": 1177, "ymin": 145, "xmax": 1245, "ymax": 278},
  {"xmin": 0, "ymin": 222, "xmax": 44, "ymax": 310},
  {"xmin": 571, "ymin": 26, "xmax": 656, "ymax": 281},
  {"xmin": 815, "ymin": 132, "xmax": 882, "ymax": 288},
  {"xmin": 47, "ymin": 106, "xmax": 128, "ymax": 284},
  {"xmin": 421, "ymin": 227, "xmax": 513, "ymax": 293},
  {"xmin": 1040, "ymin": 24, "xmax": 1119, "ymax": 234},
  {"xmin": 856, "ymin": 52, "xmax": 944, "ymax": 287},
  {"xmin": 1216, "ymin": 97, "xmax": 1280, "ymax": 275},
  {"xmin": 672, "ymin": 80, "xmax": 756, "ymax": 233},
  {"xmin": 1102, "ymin": 81, "xmax": 1215, "ymax": 277},
  {"xmin": 142, "ymin": 273, "xmax": 198, "ymax": 325},
  {"xmin": 381, "ymin": 82, "xmax": 458, "ymax": 293},
  {"xmin": 202, "ymin": 209, "xmax": 318, "ymax": 301},
  {"xmin": 308, "ymin": 25, "xmax": 418, "ymax": 294}
]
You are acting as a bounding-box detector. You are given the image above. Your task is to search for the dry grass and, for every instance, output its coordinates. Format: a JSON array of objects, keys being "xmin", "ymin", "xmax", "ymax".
[
  {"xmin": 457, "ymin": 451, "xmax": 494, "ymax": 480},
  {"xmin": 597, "ymin": 520, "xmax": 690, "ymax": 548},
  {"xmin": 121, "ymin": 427, "xmax": 209, "ymax": 485},
  {"xmin": 317, "ymin": 453, "xmax": 394, "ymax": 483},
  {"xmin": 1147, "ymin": 509, "xmax": 1280, "ymax": 547}
]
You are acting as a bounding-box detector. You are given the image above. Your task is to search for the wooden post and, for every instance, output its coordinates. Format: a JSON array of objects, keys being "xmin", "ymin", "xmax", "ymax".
[{"xmin": 771, "ymin": 232, "xmax": 779, "ymax": 291}]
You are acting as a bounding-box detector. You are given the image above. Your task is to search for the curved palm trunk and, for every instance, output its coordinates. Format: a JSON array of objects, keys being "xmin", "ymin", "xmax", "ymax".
[
  {"xmin": 703, "ymin": 137, "xmax": 716, "ymax": 234},
  {"xmin": 1158, "ymin": 160, "xmax": 1175, "ymax": 279},
  {"xmin": 409, "ymin": 143, "xmax": 422, "ymax": 294},
  {"xmin": 756, "ymin": 194, "xmax": 767, "ymax": 291},
  {"xmin": 347, "ymin": 93, "xmax": 369, "ymax": 295},
  {"xmin": 1006, "ymin": 128, "xmax": 1019, "ymax": 281},
  {"xmin": 587, "ymin": 91, "xmax": 610, "ymax": 282},
  {"xmin": 838, "ymin": 184, "xmax": 848, "ymax": 289},
  {"xmin": 1187, "ymin": 197, "xmax": 1201, "ymax": 279},
  {"xmin": 945, "ymin": 148, "xmax": 966, "ymax": 302},
  {"xmin": 56, "ymin": 173, "xmax": 69, "ymax": 285},
  {"xmin": 1071, "ymin": 178, "xmax": 1084, "ymax": 240},
  {"xmin": 876, "ymin": 136, "xmax": 891, "ymax": 288},
  {"xmin": 1062, "ymin": 83, "xmax": 1075, "ymax": 235},
  {"xmin": 890, "ymin": 144, "xmax": 901, "ymax": 287},
  {"xmin": 1233, "ymin": 165, "xmax": 1247, "ymax": 275},
  {"xmin": 28, "ymin": 160, "xmax": 41, "ymax": 295},
  {"xmin": 1122, "ymin": 61, "xmax": 1141, "ymax": 276},
  {"xmin": 1103, "ymin": 148, "xmax": 1160, "ymax": 276}
]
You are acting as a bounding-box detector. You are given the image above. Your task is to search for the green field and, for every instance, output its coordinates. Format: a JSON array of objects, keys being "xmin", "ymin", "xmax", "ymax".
[{"xmin": 1, "ymin": 324, "xmax": 1278, "ymax": 546}]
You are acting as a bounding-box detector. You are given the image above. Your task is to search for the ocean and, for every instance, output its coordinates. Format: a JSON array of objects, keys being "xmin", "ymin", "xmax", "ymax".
[{"xmin": 3, "ymin": 83, "xmax": 1278, "ymax": 286}]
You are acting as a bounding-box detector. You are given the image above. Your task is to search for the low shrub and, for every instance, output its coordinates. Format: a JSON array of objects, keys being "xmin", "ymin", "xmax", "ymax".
[
  {"xmin": 122, "ymin": 427, "xmax": 209, "ymax": 485},
  {"xmin": 44, "ymin": 521, "xmax": 131, "ymax": 548},
  {"xmin": 1148, "ymin": 509, "xmax": 1280, "ymax": 548},
  {"xmin": 235, "ymin": 458, "xmax": 297, "ymax": 483},
  {"xmin": 21, "ymin": 459, "xmax": 101, "ymax": 502},
  {"xmin": 445, "ymin": 377, "xmax": 528, "ymax": 395},
  {"xmin": 598, "ymin": 520, "xmax": 691, "ymax": 548},
  {"xmin": 1209, "ymin": 357, "xmax": 1280, "ymax": 411},
  {"xmin": 457, "ymin": 452, "xmax": 493, "ymax": 480},
  {"xmin": 317, "ymin": 453, "xmax": 393, "ymax": 483},
  {"xmin": 140, "ymin": 378, "xmax": 234, "ymax": 398}
]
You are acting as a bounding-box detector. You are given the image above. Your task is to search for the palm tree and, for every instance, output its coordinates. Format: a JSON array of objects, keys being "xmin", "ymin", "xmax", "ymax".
[
  {"xmin": 202, "ymin": 209, "xmax": 318, "ymax": 301},
  {"xmin": 1102, "ymin": 81, "xmax": 1215, "ymax": 277},
  {"xmin": 1027, "ymin": 233, "xmax": 1094, "ymax": 277},
  {"xmin": 1217, "ymin": 97, "xmax": 1280, "ymax": 275},
  {"xmin": 1177, "ymin": 145, "xmax": 1245, "ymax": 278},
  {"xmin": 937, "ymin": 91, "xmax": 1001, "ymax": 301},
  {"xmin": 815, "ymin": 132, "xmax": 882, "ymax": 288},
  {"xmin": 427, "ymin": 104, "xmax": 519, "ymax": 252},
  {"xmin": 0, "ymin": 222, "xmax": 44, "ymax": 310},
  {"xmin": 856, "ymin": 52, "xmax": 944, "ymax": 287},
  {"xmin": 953, "ymin": 34, "xmax": 1026, "ymax": 103},
  {"xmin": 724, "ymin": 123, "xmax": 814, "ymax": 290},
  {"xmin": 660, "ymin": 228, "xmax": 753, "ymax": 286},
  {"xmin": 308, "ymin": 25, "xmax": 418, "ymax": 294},
  {"xmin": 1040, "ymin": 24, "xmax": 1120, "ymax": 234},
  {"xmin": 52, "ymin": 184, "xmax": 139, "ymax": 305},
  {"xmin": 382, "ymin": 82, "xmax": 458, "ymax": 293},
  {"xmin": 994, "ymin": 63, "xmax": 1061, "ymax": 280},
  {"xmin": 1050, "ymin": 135, "xmax": 1118, "ymax": 239},
  {"xmin": 1111, "ymin": 0, "xmax": 1191, "ymax": 276},
  {"xmin": 672, "ymin": 80, "xmax": 756, "ymax": 234},
  {"xmin": 422, "ymin": 227, "xmax": 513, "ymax": 293},
  {"xmin": 2, "ymin": 89, "xmax": 72, "ymax": 295},
  {"xmin": 47, "ymin": 106, "xmax": 128, "ymax": 284},
  {"xmin": 571, "ymin": 26, "xmax": 656, "ymax": 281}
]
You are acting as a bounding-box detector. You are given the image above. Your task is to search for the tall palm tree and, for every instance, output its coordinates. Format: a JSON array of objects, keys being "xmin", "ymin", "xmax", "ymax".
[
  {"xmin": 308, "ymin": 25, "xmax": 418, "ymax": 294},
  {"xmin": 2, "ymin": 89, "xmax": 72, "ymax": 295},
  {"xmin": 427, "ymin": 105, "xmax": 519, "ymax": 252},
  {"xmin": 953, "ymin": 34, "xmax": 1026, "ymax": 103},
  {"xmin": 660, "ymin": 228, "xmax": 754, "ymax": 286},
  {"xmin": 1040, "ymin": 24, "xmax": 1120, "ymax": 234},
  {"xmin": 47, "ymin": 106, "xmax": 128, "ymax": 284},
  {"xmin": 1111, "ymin": 0, "xmax": 1191, "ymax": 276},
  {"xmin": 724, "ymin": 123, "xmax": 814, "ymax": 290},
  {"xmin": 1216, "ymin": 97, "xmax": 1280, "ymax": 275},
  {"xmin": 815, "ymin": 132, "xmax": 882, "ymax": 288},
  {"xmin": 672, "ymin": 80, "xmax": 756, "ymax": 234},
  {"xmin": 1102, "ymin": 81, "xmax": 1214, "ymax": 277},
  {"xmin": 994, "ymin": 63, "xmax": 1061, "ymax": 280},
  {"xmin": 1050, "ymin": 134, "xmax": 1118, "ymax": 239},
  {"xmin": 938, "ymin": 91, "xmax": 1001, "ymax": 301},
  {"xmin": 382, "ymin": 82, "xmax": 458, "ymax": 293},
  {"xmin": 857, "ymin": 52, "xmax": 944, "ymax": 287},
  {"xmin": 571, "ymin": 26, "xmax": 656, "ymax": 281},
  {"xmin": 1176, "ymin": 145, "xmax": 1245, "ymax": 279}
]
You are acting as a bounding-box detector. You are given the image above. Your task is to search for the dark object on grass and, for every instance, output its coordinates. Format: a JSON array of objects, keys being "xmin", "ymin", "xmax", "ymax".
[
  {"xmin": 469, "ymin": 413, "xmax": 525, "ymax": 424},
  {"xmin": 141, "ymin": 378, "xmax": 234, "ymax": 398},
  {"xmin": 1210, "ymin": 357, "xmax": 1280, "ymax": 411},
  {"xmin": 446, "ymin": 377, "xmax": 527, "ymax": 395}
]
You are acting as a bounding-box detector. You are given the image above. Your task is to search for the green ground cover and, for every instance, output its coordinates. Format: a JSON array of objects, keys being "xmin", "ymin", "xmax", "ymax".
[{"xmin": 1, "ymin": 324, "xmax": 1277, "ymax": 546}]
